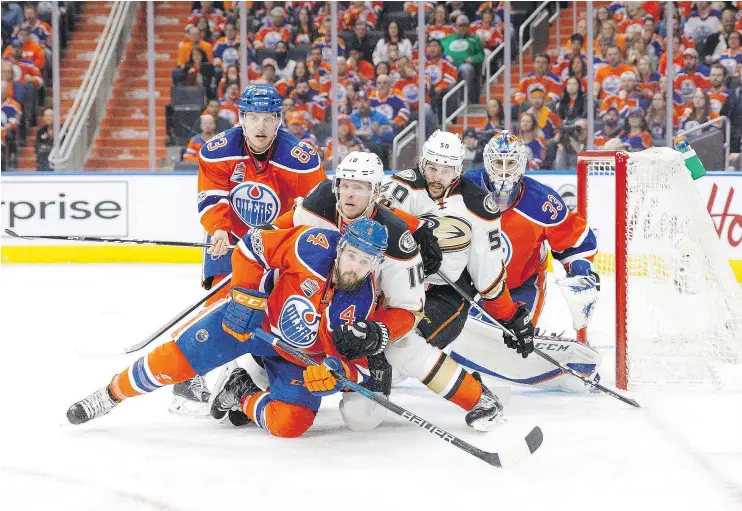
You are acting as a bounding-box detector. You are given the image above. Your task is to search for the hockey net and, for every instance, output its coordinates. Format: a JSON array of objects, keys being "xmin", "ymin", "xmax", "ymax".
[{"xmin": 577, "ymin": 148, "xmax": 742, "ymax": 389}]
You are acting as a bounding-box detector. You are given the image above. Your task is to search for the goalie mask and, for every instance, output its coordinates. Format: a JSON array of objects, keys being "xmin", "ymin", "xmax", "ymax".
[
  {"xmin": 419, "ymin": 130, "xmax": 465, "ymax": 199},
  {"xmin": 333, "ymin": 151, "xmax": 386, "ymax": 222},
  {"xmin": 483, "ymin": 131, "xmax": 528, "ymax": 210}
]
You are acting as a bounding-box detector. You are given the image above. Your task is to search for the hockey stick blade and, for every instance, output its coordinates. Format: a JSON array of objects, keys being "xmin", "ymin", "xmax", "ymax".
[
  {"xmin": 497, "ymin": 426, "xmax": 544, "ymax": 468},
  {"xmin": 4, "ymin": 229, "xmax": 26, "ymax": 239},
  {"xmin": 252, "ymin": 329, "xmax": 542, "ymax": 468}
]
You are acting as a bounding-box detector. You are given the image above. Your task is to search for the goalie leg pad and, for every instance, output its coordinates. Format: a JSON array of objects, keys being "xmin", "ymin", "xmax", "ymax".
[
  {"xmin": 339, "ymin": 392, "xmax": 386, "ymax": 432},
  {"xmin": 450, "ymin": 316, "xmax": 602, "ymax": 392}
]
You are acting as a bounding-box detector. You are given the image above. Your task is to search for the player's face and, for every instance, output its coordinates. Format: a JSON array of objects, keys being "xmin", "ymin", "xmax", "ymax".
[
  {"xmin": 338, "ymin": 178, "xmax": 374, "ymax": 220},
  {"xmin": 335, "ymin": 245, "xmax": 376, "ymax": 291},
  {"xmin": 423, "ymin": 161, "xmax": 457, "ymax": 199},
  {"xmin": 241, "ymin": 111, "xmax": 280, "ymax": 153}
]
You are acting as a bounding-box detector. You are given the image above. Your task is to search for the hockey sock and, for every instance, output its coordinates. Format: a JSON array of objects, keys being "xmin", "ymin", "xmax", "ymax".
[
  {"xmin": 241, "ymin": 392, "xmax": 316, "ymax": 438},
  {"xmin": 110, "ymin": 341, "xmax": 197, "ymax": 400},
  {"xmin": 421, "ymin": 353, "xmax": 482, "ymax": 411}
]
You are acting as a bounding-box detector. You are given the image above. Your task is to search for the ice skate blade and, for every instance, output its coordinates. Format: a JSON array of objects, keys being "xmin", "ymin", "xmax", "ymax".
[{"xmin": 169, "ymin": 397, "xmax": 210, "ymax": 418}]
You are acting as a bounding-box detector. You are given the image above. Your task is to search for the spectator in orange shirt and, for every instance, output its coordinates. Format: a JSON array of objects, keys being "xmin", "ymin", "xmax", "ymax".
[
  {"xmin": 177, "ymin": 26, "xmax": 214, "ymax": 67},
  {"xmin": 600, "ymin": 71, "xmax": 642, "ymax": 119},
  {"xmin": 1, "ymin": 80, "xmax": 22, "ymax": 169},
  {"xmin": 183, "ymin": 114, "xmax": 217, "ymax": 162},
  {"xmin": 594, "ymin": 106, "xmax": 624, "ymax": 148},
  {"xmin": 194, "ymin": 16, "xmax": 216, "ymax": 45},
  {"xmin": 306, "ymin": 45, "xmax": 332, "ymax": 83},
  {"xmin": 708, "ymin": 63, "xmax": 729, "ymax": 114},
  {"xmin": 314, "ymin": 17, "xmax": 347, "ymax": 61},
  {"xmin": 470, "ymin": 7, "xmax": 503, "ymax": 52},
  {"xmin": 254, "ymin": 7, "xmax": 292, "ymax": 50},
  {"xmin": 428, "ymin": 5, "xmax": 454, "ymax": 41},
  {"xmin": 16, "ymin": 4, "xmax": 52, "ymax": 48},
  {"xmin": 513, "ymin": 53, "xmax": 562, "ymax": 104},
  {"xmin": 3, "ymin": 27, "xmax": 45, "ymax": 71},
  {"xmin": 658, "ymin": 33, "xmax": 685, "ymax": 75},
  {"xmin": 343, "ymin": 0, "xmax": 377, "ymax": 31},
  {"xmin": 679, "ymin": 89, "xmax": 721, "ymax": 137},
  {"xmin": 347, "ymin": 46, "xmax": 374, "ymax": 84},
  {"xmin": 322, "ymin": 115, "xmax": 366, "ymax": 162},
  {"xmin": 4, "ymin": 40, "xmax": 43, "ymax": 89},
  {"xmin": 553, "ymin": 33, "xmax": 585, "ymax": 78},
  {"xmin": 286, "ymin": 111, "xmax": 317, "ymax": 146},
  {"xmin": 594, "ymin": 45, "xmax": 636, "ymax": 98},
  {"xmin": 635, "ymin": 55, "xmax": 660, "ymax": 109},
  {"xmin": 617, "ymin": 3, "xmax": 645, "ymax": 39},
  {"xmin": 186, "ymin": 1, "xmax": 226, "ymax": 35},
  {"xmin": 424, "ymin": 39, "xmax": 457, "ymax": 117},
  {"xmin": 525, "ymin": 86, "xmax": 562, "ymax": 140},
  {"xmin": 218, "ymin": 82, "xmax": 241, "ymax": 126},
  {"xmin": 674, "ymin": 47, "xmax": 711, "ymax": 103}
]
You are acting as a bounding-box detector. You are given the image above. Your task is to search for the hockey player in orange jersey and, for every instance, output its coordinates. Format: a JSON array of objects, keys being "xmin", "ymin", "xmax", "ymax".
[
  {"xmin": 174, "ymin": 84, "xmax": 326, "ymax": 412},
  {"xmin": 453, "ymin": 132, "xmax": 602, "ymax": 391},
  {"xmin": 67, "ymin": 219, "xmax": 394, "ymax": 437}
]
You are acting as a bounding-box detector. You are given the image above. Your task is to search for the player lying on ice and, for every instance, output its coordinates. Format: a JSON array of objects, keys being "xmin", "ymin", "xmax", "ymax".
[
  {"xmin": 66, "ymin": 217, "xmax": 503, "ymax": 436},
  {"xmin": 451, "ymin": 132, "xmax": 603, "ymax": 392}
]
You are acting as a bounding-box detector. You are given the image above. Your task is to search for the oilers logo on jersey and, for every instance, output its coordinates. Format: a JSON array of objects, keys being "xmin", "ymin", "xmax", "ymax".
[
  {"xmin": 230, "ymin": 182, "xmax": 281, "ymax": 227},
  {"xmin": 278, "ymin": 295, "xmax": 320, "ymax": 348}
]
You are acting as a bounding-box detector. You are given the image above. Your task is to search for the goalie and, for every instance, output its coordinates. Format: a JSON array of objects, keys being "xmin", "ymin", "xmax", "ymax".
[{"xmin": 453, "ymin": 132, "xmax": 602, "ymax": 392}]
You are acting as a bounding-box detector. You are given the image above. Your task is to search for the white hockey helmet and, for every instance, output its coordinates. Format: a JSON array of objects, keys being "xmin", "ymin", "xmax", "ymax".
[
  {"xmin": 333, "ymin": 151, "xmax": 386, "ymax": 220},
  {"xmin": 483, "ymin": 130, "xmax": 528, "ymax": 208},
  {"xmin": 419, "ymin": 129, "xmax": 466, "ymax": 178}
]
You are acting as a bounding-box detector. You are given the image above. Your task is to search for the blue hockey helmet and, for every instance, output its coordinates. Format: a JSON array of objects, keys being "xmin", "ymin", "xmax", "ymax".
[
  {"xmin": 238, "ymin": 84, "xmax": 283, "ymax": 114},
  {"xmin": 339, "ymin": 217, "xmax": 388, "ymax": 260}
]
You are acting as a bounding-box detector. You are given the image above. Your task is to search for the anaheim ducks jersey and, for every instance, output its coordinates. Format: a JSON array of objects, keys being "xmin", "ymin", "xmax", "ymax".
[
  {"xmin": 233, "ymin": 225, "xmax": 380, "ymax": 383},
  {"xmin": 272, "ymin": 179, "xmax": 425, "ymax": 340},
  {"xmin": 464, "ymin": 171, "xmax": 597, "ymax": 288},
  {"xmin": 381, "ymin": 169, "xmax": 511, "ymax": 307},
  {"xmin": 197, "ymin": 126, "xmax": 327, "ymax": 238}
]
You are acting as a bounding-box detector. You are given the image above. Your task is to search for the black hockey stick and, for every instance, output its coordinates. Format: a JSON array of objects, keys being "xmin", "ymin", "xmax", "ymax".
[
  {"xmin": 4, "ymin": 229, "xmax": 235, "ymax": 250},
  {"xmin": 436, "ymin": 273, "xmax": 641, "ymax": 408},
  {"xmin": 252, "ymin": 329, "xmax": 543, "ymax": 468}
]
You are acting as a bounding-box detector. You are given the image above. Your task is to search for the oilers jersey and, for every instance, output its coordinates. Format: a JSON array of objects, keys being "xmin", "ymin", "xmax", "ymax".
[
  {"xmin": 233, "ymin": 225, "xmax": 383, "ymax": 382},
  {"xmin": 464, "ymin": 170, "xmax": 597, "ymax": 289},
  {"xmin": 272, "ymin": 179, "xmax": 425, "ymax": 340}
]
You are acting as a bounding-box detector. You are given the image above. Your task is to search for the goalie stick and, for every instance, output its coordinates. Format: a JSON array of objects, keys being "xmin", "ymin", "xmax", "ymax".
[
  {"xmin": 4, "ymin": 229, "xmax": 235, "ymax": 250},
  {"xmin": 252, "ymin": 329, "xmax": 543, "ymax": 468},
  {"xmin": 435, "ymin": 273, "xmax": 641, "ymax": 408}
]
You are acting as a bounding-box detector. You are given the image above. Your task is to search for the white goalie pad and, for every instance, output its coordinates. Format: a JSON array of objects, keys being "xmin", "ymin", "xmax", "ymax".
[
  {"xmin": 449, "ymin": 316, "xmax": 602, "ymax": 393},
  {"xmin": 557, "ymin": 275, "xmax": 599, "ymax": 330}
]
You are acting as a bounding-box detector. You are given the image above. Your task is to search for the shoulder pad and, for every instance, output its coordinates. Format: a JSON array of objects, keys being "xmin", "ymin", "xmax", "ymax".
[
  {"xmin": 457, "ymin": 176, "xmax": 501, "ymax": 220},
  {"xmin": 199, "ymin": 126, "xmax": 245, "ymax": 161},
  {"xmin": 513, "ymin": 176, "xmax": 568, "ymax": 226},
  {"xmin": 373, "ymin": 206, "xmax": 419, "ymax": 261},
  {"xmin": 391, "ymin": 168, "xmax": 426, "ymax": 189},
  {"xmin": 299, "ymin": 179, "xmax": 336, "ymax": 224},
  {"xmin": 296, "ymin": 228, "xmax": 342, "ymax": 280},
  {"xmin": 271, "ymin": 128, "xmax": 322, "ymax": 174},
  {"xmin": 462, "ymin": 168, "xmax": 491, "ymax": 192}
]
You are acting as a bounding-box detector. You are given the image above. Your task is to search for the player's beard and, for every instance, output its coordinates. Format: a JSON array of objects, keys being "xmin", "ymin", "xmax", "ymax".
[
  {"xmin": 333, "ymin": 265, "xmax": 365, "ymax": 292},
  {"xmin": 427, "ymin": 181, "xmax": 446, "ymax": 199}
]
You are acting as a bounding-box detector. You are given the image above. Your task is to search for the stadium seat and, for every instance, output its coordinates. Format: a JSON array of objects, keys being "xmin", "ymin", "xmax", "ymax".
[
  {"xmin": 384, "ymin": 11, "xmax": 412, "ymax": 31},
  {"xmin": 171, "ymin": 86, "xmax": 206, "ymax": 109},
  {"xmin": 254, "ymin": 49, "xmax": 278, "ymax": 66},
  {"xmin": 405, "ymin": 30, "xmax": 418, "ymax": 47},
  {"xmin": 313, "ymin": 122, "xmax": 332, "ymax": 144},
  {"xmin": 170, "ymin": 86, "xmax": 206, "ymax": 146},
  {"xmin": 384, "ymin": 2, "xmax": 405, "ymax": 13},
  {"xmin": 367, "ymin": 30, "xmax": 383, "ymax": 50},
  {"xmin": 289, "ymin": 44, "xmax": 311, "ymax": 62}
]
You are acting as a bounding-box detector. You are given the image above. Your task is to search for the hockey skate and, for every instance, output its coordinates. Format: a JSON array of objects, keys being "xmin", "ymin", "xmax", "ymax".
[
  {"xmin": 210, "ymin": 368, "xmax": 261, "ymax": 426},
  {"xmin": 169, "ymin": 375, "xmax": 211, "ymax": 417},
  {"xmin": 465, "ymin": 372, "xmax": 505, "ymax": 432},
  {"xmin": 67, "ymin": 386, "xmax": 120, "ymax": 425}
]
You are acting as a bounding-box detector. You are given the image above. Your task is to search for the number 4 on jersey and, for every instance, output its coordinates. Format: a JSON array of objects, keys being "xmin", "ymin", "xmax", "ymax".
[
  {"xmin": 339, "ymin": 305, "xmax": 356, "ymax": 325},
  {"xmin": 307, "ymin": 233, "xmax": 330, "ymax": 249}
]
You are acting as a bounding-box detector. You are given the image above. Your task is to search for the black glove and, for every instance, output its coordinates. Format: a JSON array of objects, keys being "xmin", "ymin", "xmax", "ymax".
[
  {"xmin": 332, "ymin": 321, "xmax": 390, "ymax": 360},
  {"xmin": 364, "ymin": 353, "xmax": 392, "ymax": 395},
  {"xmin": 501, "ymin": 304, "xmax": 535, "ymax": 358},
  {"xmin": 412, "ymin": 223, "xmax": 442, "ymax": 277}
]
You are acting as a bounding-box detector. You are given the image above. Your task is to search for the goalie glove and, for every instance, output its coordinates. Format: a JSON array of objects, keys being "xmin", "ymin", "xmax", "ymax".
[
  {"xmin": 500, "ymin": 303, "xmax": 535, "ymax": 358},
  {"xmin": 332, "ymin": 321, "xmax": 390, "ymax": 360},
  {"xmin": 412, "ymin": 222, "xmax": 442, "ymax": 276},
  {"xmin": 557, "ymin": 260, "xmax": 600, "ymax": 330}
]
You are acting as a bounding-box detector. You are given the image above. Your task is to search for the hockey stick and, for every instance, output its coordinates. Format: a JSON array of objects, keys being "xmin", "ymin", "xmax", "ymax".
[
  {"xmin": 4, "ymin": 229, "xmax": 235, "ymax": 250},
  {"xmin": 436, "ymin": 273, "xmax": 641, "ymax": 408},
  {"xmin": 252, "ymin": 329, "xmax": 543, "ymax": 468},
  {"xmin": 78, "ymin": 275, "xmax": 233, "ymax": 357}
]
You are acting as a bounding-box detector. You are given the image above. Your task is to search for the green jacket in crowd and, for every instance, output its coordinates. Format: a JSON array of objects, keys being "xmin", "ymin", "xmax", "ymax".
[{"xmin": 440, "ymin": 33, "xmax": 485, "ymax": 67}]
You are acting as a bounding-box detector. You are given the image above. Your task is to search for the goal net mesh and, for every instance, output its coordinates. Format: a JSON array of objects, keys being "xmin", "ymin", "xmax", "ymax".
[{"xmin": 580, "ymin": 148, "xmax": 742, "ymax": 386}]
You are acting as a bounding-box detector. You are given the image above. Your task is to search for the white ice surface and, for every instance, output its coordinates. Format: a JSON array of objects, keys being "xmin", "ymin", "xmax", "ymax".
[{"xmin": 1, "ymin": 264, "xmax": 741, "ymax": 511}]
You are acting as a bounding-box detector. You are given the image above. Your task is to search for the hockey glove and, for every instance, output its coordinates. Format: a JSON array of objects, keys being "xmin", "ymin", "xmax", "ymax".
[
  {"xmin": 501, "ymin": 303, "xmax": 535, "ymax": 358},
  {"xmin": 558, "ymin": 260, "xmax": 600, "ymax": 330},
  {"xmin": 364, "ymin": 353, "xmax": 392, "ymax": 396},
  {"xmin": 222, "ymin": 288, "xmax": 268, "ymax": 342},
  {"xmin": 303, "ymin": 356, "xmax": 349, "ymax": 396},
  {"xmin": 332, "ymin": 321, "xmax": 390, "ymax": 360},
  {"xmin": 412, "ymin": 223, "xmax": 442, "ymax": 276}
]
